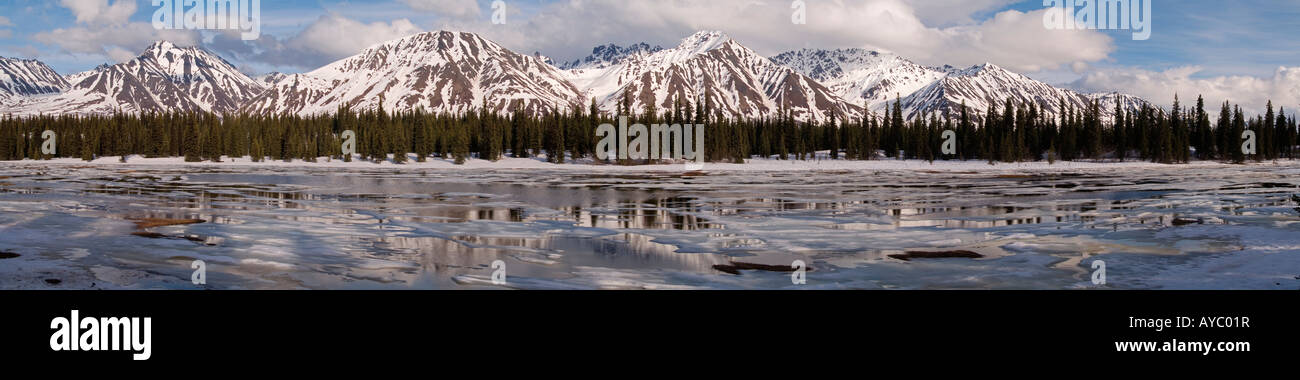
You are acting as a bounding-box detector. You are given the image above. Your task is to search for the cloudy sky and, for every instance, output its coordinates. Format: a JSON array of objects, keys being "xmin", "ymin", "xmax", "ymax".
[{"xmin": 1, "ymin": 0, "xmax": 1298, "ymax": 114}]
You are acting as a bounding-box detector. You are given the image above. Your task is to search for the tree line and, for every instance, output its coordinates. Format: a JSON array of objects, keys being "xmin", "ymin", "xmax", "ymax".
[{"xmin": 1, "ymin": 95, "xmax": 1296, "ymax": 164}]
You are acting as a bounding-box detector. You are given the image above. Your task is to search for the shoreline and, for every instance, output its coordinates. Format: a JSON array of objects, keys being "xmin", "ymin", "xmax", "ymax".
[{"xmin": 4, "ymin": 154, "xmax": 1297, "ymax": 173}]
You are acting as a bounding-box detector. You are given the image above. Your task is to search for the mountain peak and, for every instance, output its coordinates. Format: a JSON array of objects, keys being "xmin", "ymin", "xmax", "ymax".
[
  {"xmin": 686, "ymin": 30, "xmax": 727, "ymax": 38},
  {"xmin": 592, "ymin": 42, "xmax": 661, "ymax": 56},
  {"xmin": 561, "ymin": 42, "xmax": 663, "ymax": 70},
  {"xmin": 143, "ymin": 40, "xmax": 186, "ymax": 55},
  {"xmin": 770, "ymin": 47, "xmax": 948, "ymax": 109},
  {"xmin": 249, "ymin": 30, "xmax": 582, "ymax": 117},
  {"xmin": 414, "ymin": 30, "xmax": 469, "ymax": 41},
  {"xmin": 568, "ymin": 31, "xmax": 862, "ymax": 124},
  {"xmin": 678, "ymin": 30, "xmax": 731, "ymax": 53},
  {"xmin": 138, "ymin": 40, "xmax": 223, "ymax": 65},
  {"xmin": 0, "ymin": 57, "xmax": 70, "ymax": 103},
  {"xmin": 5, "ymin": 37, "xmax": 263, "ymax": 115},
  {"xmin": 0, "ymin": 56, "xmax": 39, "ymax": 63},
  {"xmin": 975, "ymin": 62, "xmax": 1005, "ymax": 71},
  {"xmin": 359, "ymin": 30, "xmax": 483, "ymax": 54},
  {"xmin": 952, "ymin": 61, "xmax": 1015, "ymax": 78}
]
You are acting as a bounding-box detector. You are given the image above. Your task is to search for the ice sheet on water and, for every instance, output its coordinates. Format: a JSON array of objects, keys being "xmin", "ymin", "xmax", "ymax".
[{"xmin": 1, "ymin": 161, "xmax": 1298, "ymax": 289}]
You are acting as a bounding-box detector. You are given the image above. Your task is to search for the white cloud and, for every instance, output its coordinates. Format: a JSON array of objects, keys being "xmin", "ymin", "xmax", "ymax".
[
  {"xmin": 58, "ymin": 0, "xmax": 137, "ymax": 26},
  {"xmin": 34, "ymin": 23, "xmax": 200, "ymax": 63},
  {"xmin": 13, "ymin": 46, "xmax": 43, "ymax": 59},
  {"xmin": 444, "ymin": 0, "xmax": 1113, "ymax": 73},
  {"xmin": 0, "ymin": 15, "xmax": 14, "ymax": 27},
  {"xmin": 901, "ymin": 0, "xmax": 1020, "ymax": 26},
  {"xmin": 105, "ymin": 46, "xmax": 137, "ymax": 63},
  {"xmin": 401, "ymin": 0, "xmax": 481, "ymax": 18},
  {"xmin": 35, "ymin": 0, "xmax": 200, "ymax": 63},
  {"xmin": 1072, "ymin": 66, "xmax": 1300, "ymax": 116},
  {"xmin": 248, "ymin": 15, "xmax": 424, "ymax": 69},
  {"xmin": 289, "ymin": 15, "xmax": 423, "ymax": 60}
]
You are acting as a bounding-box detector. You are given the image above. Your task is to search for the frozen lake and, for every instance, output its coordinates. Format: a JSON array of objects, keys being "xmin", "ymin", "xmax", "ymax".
[{"xmin": 2, "ymin": 161, "xmax": 1299, "ymax": 289}]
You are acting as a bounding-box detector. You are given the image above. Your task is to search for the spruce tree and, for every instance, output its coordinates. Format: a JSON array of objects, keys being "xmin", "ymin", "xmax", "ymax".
[
  {"xmin": 1231, "ymin": 105, "xmax": 1246, "ymax": 163},
  {"xmin": 1217, "ymin": 101, "xmax": 1232, "ymax": 160},
  {"xmin": 81, "ymin": 131, "xmax": 95, "ymax": 161},
  {"xmin": 184, "ymin": 121, "xmax": 201, "ymax": 162},
  {"xmin": 891, "ymin": 96, "xmax": 904, "ymax": 158},
  {"xmin": 1114, "ymin": 101, "xmax": 1127, "ymax": 161},
  {"xmin": 1264, "ymin": 100, "xmax": 1275, "ymax": 159}
]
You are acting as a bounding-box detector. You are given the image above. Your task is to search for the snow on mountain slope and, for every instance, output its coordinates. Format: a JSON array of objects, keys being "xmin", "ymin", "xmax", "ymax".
[
  {"xmin": 62, "ymin": 65, "xmax": 109, "ymax": 87},
  {"xmin": 560, "ymin": 42, "xmax": 664, "ymax": 71},
  {"xmin": 5, "ymin": 42, "xmax": 264, "ymax": 115},
  {"xmin": 569, "ymin": 31, "xmax": 862, "ymax": 123},
  {"xmin": 241, "ymin": 31, "xmax": 584, "ymax": 117},
  {"xmin": 4, "ymin": 32, "xmax": 1152, "ymax": 126},
  {"xmin": 897, "ymin": 63, "xmax": 1147, "ymax": 123},
  {"xmin": 532, "ymin": 52, "xmax": 557, "ymax": 67},
  {"xmin": 769, "ymin": 48, "xmax": 946, "ymax": 110},
  {"xmin": 0, "ymin": 57, "xmax": 69, "ymax": 106},
  {"xmin": 774, "ymin": 50, "xmax": 1151, "ymax": 123},
  {"xmin": 256, "ymin": 72, "xmax": 288, "ymax": 87},
  {"xmin": 1088, "ymin": 92, "xmax": 1149, "ymax": 117}
]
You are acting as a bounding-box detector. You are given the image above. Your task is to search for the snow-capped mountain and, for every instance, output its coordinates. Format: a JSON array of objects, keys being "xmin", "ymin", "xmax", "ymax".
[
  {"xmin": 896, "ymin": 63, "xmax": 1147, "ymax": 123},
  {"xmin": 769, "ymin": 48, "xmax": 946, "ymax": 111},
  {"xmin": 5, "ymin": 41, "xmax": 264, "ymax": 115},
  {"xmin": 532, "ymin": 52, "xmax": 557, "ymax": 67},
  {"xmin": 1087, "ymin": 92, "xmax": 1149, "ymax": 119},
  {"xmin": 2, "ymin": 30, "xmax": 1151, "ymax": 125},
  {"xmin": 62, "ymin": 64, "xmax": 109, "ymax": 87},
  {"xmin": 256, "ymin": 72, "xmax": 288, "ymax": 87},
  {"xmin": 241, "ymin": 31, "xmax": 584, "ymax": 117},
  {"xmin": 0, "ymin": 57, "xmax": 69, "ymax": 105},
  {"xmin": 773, "ymin": 48, "xmax": 1149, "ymax": 123},
  {"xmin": 567, "ymin": 31, "xmax": 862, "ymax": 123},
  {"xmin": 560, "ymin": 42, "xmax": 664, "ymax": 70}
]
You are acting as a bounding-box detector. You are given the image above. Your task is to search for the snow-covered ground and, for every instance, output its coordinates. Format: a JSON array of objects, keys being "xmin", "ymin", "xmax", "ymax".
[{"xmin": 1, "ymin": 160, "xmax": 1297, "ymax": 290}]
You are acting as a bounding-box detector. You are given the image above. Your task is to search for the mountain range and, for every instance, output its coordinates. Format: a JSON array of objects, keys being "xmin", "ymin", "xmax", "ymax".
[
  {"xmin": 241, "ymin": 31, "xmax": 583, "ymax": 116},
  {"xmin": 564, "ymin": 30, "xmax": 862, "ymax": 123},
  {"xmin": 0, "ymin": 57, "xmax": 69, "ymax": 106},
  {"xmin": 769, "ymin": 48, "xmax": 1147, "ymax": 123},
  {"xmin": 1, "ymin": 30, "xmax": 1148, "ymax": 123}
]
